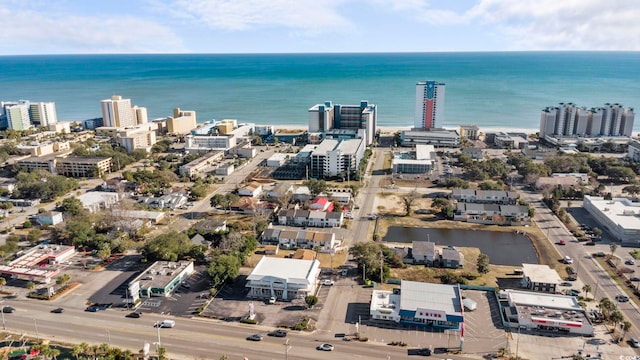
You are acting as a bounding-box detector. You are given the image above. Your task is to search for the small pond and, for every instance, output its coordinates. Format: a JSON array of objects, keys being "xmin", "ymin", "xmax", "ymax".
[{"xmin": 383, "ymin": 226, "xmax": 538, "ymax": 266}]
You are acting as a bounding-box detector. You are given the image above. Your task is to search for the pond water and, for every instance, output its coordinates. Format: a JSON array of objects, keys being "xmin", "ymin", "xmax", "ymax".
[{"xmin": 383, "ymin": 226, "xmax": 538, "ymax": 266}]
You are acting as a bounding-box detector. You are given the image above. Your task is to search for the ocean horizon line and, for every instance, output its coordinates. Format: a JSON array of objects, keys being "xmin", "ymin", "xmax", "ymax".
[{"xmin": 2, "ymin": 50, "xmax": 639, "ymax": 58}]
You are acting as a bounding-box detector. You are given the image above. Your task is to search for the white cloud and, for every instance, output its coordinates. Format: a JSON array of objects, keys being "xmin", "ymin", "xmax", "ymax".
[
  {"xmin": 466, "ymin": 0, "xmax": 640, "ymax": 50},
  {"xmin": 167, "ymin": 0, "xmax": 353, "ymax": 35},
  {"xmin": 0, "ymin": 4, "xmax": 185, "ymax": 54},
  {"xmin": 375, "ymin": 0, "xmax": 640, "ymax": 50}
]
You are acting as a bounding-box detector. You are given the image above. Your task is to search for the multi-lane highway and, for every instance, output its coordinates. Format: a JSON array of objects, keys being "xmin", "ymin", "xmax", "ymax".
[{"xmin": 520, "ymin": 188, "xmax": 640, "ymax": 342}]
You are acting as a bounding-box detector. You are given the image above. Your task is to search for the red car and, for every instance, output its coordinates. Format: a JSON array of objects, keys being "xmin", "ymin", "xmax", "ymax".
[{"xmin": 558, "ymin": 240, "xmax": 566, "ymax": 245}]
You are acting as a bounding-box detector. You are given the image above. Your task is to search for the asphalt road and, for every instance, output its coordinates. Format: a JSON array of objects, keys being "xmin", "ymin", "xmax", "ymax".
[
  {"xmin": 520, "ymin": 187, "xmax": 640, "ymax": 343},
  {"xmin": 0, "ymin": 296, "xmax": 473, "ymax": 359}
]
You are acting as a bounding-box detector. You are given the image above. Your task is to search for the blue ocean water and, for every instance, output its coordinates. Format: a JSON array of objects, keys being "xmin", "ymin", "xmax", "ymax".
[{"xmin": 1, "ymin": 52, "xmax": 639, "ymax": 131}]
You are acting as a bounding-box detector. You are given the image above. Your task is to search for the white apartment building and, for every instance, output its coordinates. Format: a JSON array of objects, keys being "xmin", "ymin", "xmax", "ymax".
[
  {"xmin": 308, "ymin": 100, "xmax": 377, "ymax": 146},
  {"xmin": 101, "ymin": 95, "xmax": 134, "ymax": 128},
  {"xmin": 415, "ymin": 81, "xmax": 445, "ymax": 130},
  {"xmin": 185, "ymin": 134, "xmax": 236, "ymax": 152},
  {"xmin": 540, "ymin": 102, "xmax": 634, "ymax": 138},
  {"xmin": 309, "ymin": 138, "xmax": 365, "ymax": 179},
  {"xmin": 29, "ymin": 102, "xmax": 58, "ymax": 127}
]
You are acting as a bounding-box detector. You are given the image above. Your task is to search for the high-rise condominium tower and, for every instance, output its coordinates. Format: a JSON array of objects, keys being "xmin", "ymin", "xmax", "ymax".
[{"xmin": 415, "ymin": 81, "xmax": 445, "ymax": 130}]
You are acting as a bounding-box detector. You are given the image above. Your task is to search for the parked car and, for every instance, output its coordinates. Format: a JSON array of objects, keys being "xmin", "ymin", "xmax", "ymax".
[
  {"xmin": 268, "ymin": 329, "xmax": 288, "ymax": 338},
  {"xmin": 2, "ymin": 306, "xmax": 15, "ymax": 313},
  {"xmin": 560, "ymin": 282, "xmax": 572, "ymax": 287},
  {"xmin": 569, "ymin": 289, "xmax": 581, "ymax": 297},
  {"xmin": 322, "ymin": 279, "xmax": 335, "ymax": 286},
  {"xmin": 316, "ymin": 343, "xmax": 334, "ymax": 351},
  {"xmin": 51, "ymin": 308, "xmax": 64, "ymax": 313},
  {"xmin": 268, "ymin": 296, "xmax": 276, "ymax": 304},
  {"xmin": 246, "ymin": 334, "xmax": 263, "ymax": 341},
  {"xmin": 626, "ymin": 259, "xmax": 636, "ymax": 265},
  {"xmin": 631, "ymin": 338, "xmax": 639, "ymax": 348}
]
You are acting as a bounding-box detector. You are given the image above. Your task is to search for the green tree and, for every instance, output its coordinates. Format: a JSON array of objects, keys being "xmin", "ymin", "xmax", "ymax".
[
  {"xmin": 610, "ymin": 309, "xmax": 624, "ymax": 328},
  {"xmin": 305, "ymin": 295, "xmax": 319, "ymax": 308},
  {"xmin": 26, "ymin": 281, "xmax": 35, "ymax": 290},
  {"xmin": 56, "ymin": 273, "xmax": 71, "ymax": 285},
  {"xmin": 582, "ymin": 284, "xmax": 592, "ymax": 299},
  {"xmin": 0, "ymin": 277, "xmax": 5, "ymax": 291},
  {"xmin": 23, "ymin": 220, "xmax": 32, "ymax": 228},
  {"xmin": 304, "ymin": 179, "xmax": 327, "ymax": 196},
  {"xmin": 622, "ymin": 320, "xmax": 633, "ymax": 342},
  {"xmin": 27, "ymin": 228, "xmax": 41, "ymax": 243},
  {"xmin": 477, "ymin": 253, "xmax": 490, "ymax": 274},
  {"xmin": 207, "ymin": 254, "xmax": 241, "ymax": 285},
  {"xmin": 143, "ymin": 232, "xmax": 193, "ymax": 262},
  {"xmin": 61, "ymin": 197, "xmax": 84, "ymax": 216}
]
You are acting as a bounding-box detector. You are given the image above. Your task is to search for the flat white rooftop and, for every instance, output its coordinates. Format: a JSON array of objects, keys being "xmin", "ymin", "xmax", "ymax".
[
  {"xmin": 247, "ymin": 256, "xmax": 320, "ymax": 285},
  {"xmin": 522, "ymin": 263, "xmax": 562, "ymax": 284},
  {"xmin": 400, "ymin": 281, "xmax": 462, "ymax": 316},
  {"xmin": 585, "ymin": 196, "xmax": 640, "ymax": 230},
  {"xmin": 507, "ymin": 289, "xmax": 582, "ymax": 311}
]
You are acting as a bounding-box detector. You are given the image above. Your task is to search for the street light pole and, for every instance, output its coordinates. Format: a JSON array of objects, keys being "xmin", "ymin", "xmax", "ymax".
[
  {"xmin": 155, "ymin": 321, "xmax": 162, "ymax": 353},
  {"xmin": 0, "ymin": 301, "xmax": 5, "ymax": 330},
  {"xmin": 33, "ymin": 318, "xmax": 39, "ymax": 342},
  {"xmin": 284, "ymin": 339, "xmax": 290, "ymax": 360}
]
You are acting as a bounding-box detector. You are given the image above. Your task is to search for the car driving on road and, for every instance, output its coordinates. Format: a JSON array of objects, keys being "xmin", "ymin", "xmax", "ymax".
[{"xmin": 316, "ymin": 343, "xmax": 334, "ymax": 351}]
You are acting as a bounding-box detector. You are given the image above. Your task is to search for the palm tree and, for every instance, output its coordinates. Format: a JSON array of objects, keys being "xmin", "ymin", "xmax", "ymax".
[
  {"xmin": 50, "ymin": 348, "xmax": 60, "ymax": 360},
  {"xmin": 622, "ymin": 320, "xmax": 633, "ymax": 343},
  {"xmin": 610, "ymin": 243, "xmax": 618, "ymax": 257},
  {"xmin": 582, "ymin": 284, "xmax": 592, "ymax": 300},
  {"xmin": 0, "ymin": 277, "xmax": 6, "ymax": 292},
  {"xmin": 610, "ymin": 309, "xmax": 624, "ymax": 329},
  {"xmin": 121, "ymin": 349, "xmax": 134, "ymax": 360},
  {"xmin": 26, "ymin": 281, "xmax": 35, "ymax": 291},
  {"xmin": 71, "ymin": 345, "xmax": 83, "ymax": 360}
]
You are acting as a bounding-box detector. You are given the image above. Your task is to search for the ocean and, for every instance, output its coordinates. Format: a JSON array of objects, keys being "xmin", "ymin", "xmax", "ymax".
[{"xmin": 1, "ymin": 52, "xmax": 639, "ymax": 131}]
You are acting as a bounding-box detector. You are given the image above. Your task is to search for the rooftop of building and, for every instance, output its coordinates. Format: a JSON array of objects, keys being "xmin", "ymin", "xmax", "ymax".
[
  {"xmin": 506, "ymin": 289, "xmax": 582, "ymax": 311},
  {"xmin": 247, "ymin": 256, "xmax": 320, "ymax": 285},
  {"xmin": 400, "ymin": 280, "xmax": 462, "ymax": 316},
  {"xmin": 134, "ymin": 261, "xmax": 193, "ymax": 289},
  {"xmin": 370, "ymin": 289, "xmax": 400, "ymax": 314},
  {"xmin": 584, "ymin": 196, "xmax": 640, "ymax": 230},
  {"xmin": 10, "ymin": 244, "xmax": 75, "ymax": 268},
  {"xmin": 522, "ymin": 263, "xmax": 562, "ymax": 284}
]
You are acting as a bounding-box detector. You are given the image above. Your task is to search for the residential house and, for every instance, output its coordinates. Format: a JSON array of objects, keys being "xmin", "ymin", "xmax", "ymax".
[
  {"xmin": 441, "ymin": 246, "xmax": 464, "ymax": 269},
  {"xmin": 292, "ymin": 186, "xmax": 312, "ymax": 202},
  {"xmin": 520, "ymin": 263, "xmax": 562, "ymax": 293},
  {"xmin": 238, "ymin": 182, "xmax": 263, "ymax": 197},
  {"xmin": 190, "ymin": 234, "xmax": 209, "ymax": 247},
  {"xmin": 259, "ymin": 228, "xmax": 335, "ymax": 250},
  {"xmin": 36, "ymin": 211, "xmax": 63, "ymax": 226},
  {"xmin": 310, "ymin": 197, "xmax": 333, "ymax": 211},
  {"xmin": 412, "ymin": 241, "xmax": 437, "ymax": 266},
  {"xmin": 266, "ymin": 183, "xmax": 294, "ymax": 201},
  {"xmin": 451, "ymin": 189, "xmax": 517, "ymax": 204},
  {"xmin": 193, "ymin": 219, "xmax": 228, "ymax": 233}
]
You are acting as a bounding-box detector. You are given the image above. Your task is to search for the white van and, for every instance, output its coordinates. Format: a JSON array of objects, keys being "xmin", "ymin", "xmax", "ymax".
[{"xmin": 159, "ymin": 320, "xmax": 175, "ymax": 328}]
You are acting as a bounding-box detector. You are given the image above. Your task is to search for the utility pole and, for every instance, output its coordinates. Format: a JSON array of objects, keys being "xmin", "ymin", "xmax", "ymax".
[{"xmin": 380, "ymin": 249, "xmax": 384, "ymax": 284}]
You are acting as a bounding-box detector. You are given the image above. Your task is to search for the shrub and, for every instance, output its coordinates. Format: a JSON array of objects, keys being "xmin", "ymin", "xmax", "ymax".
[{"xmin": 240, "ymin": 318, "xmax": 257, "ymax": 324}]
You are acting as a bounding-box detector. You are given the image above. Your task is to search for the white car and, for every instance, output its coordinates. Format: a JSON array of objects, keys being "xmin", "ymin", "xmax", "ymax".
[
  {"xmin": 316, "ymin": 343, "xmax": 334, "ymax": 351},
  {"xmin": 322, "ymin": 279, "xmax": 334, "ymax": 286},
  {"xmin": 268, "ymin": 296, "xmax": 277, "ymax": 304},
  {"xmin": 157, "ymin": 320, "xmax": 175, "ymax": 328}
]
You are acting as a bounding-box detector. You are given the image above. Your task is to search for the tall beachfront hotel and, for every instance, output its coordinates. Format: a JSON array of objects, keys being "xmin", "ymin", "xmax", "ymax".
[
  {"xmin": 100, "ymin": 95, "xmax": 148, "ymax": 128},
  {"xmin": 414, "ymin": 81, "xmax": 445, "ymax": 130}
]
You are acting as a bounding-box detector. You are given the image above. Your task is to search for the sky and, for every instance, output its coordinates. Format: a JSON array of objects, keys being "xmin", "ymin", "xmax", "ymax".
[{"xmin": 2, "ymin": 0, "xmax": 639, "ymax": 55}]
